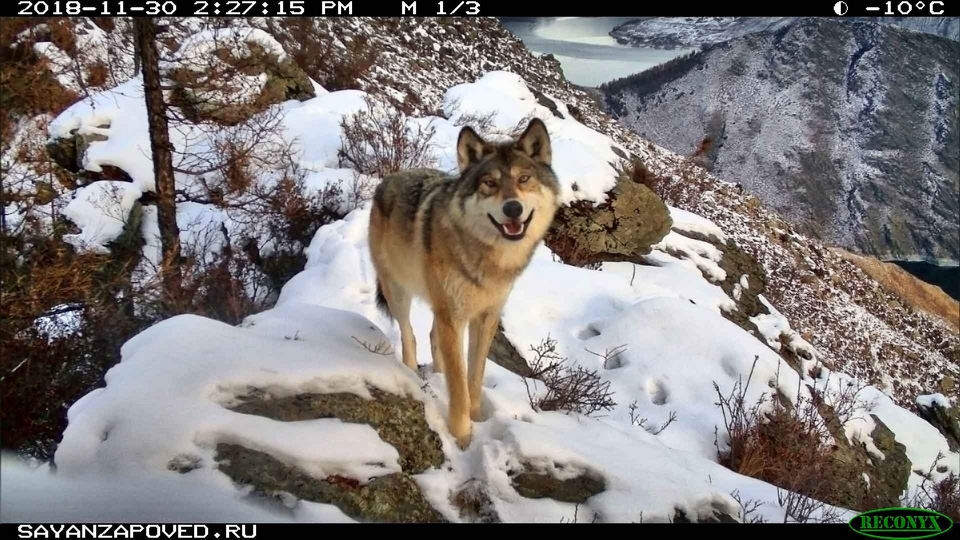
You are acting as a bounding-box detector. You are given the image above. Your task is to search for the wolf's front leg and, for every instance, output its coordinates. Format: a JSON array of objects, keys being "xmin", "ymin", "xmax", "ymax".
[
  {"xmin": 467, "ymin": 310, "xmax": 499, "ymax": 422},
  {"xmin": 429, "ymin": 320, "xmax": 443, "ymax": 374},
  {"xmin": 435, "ymin": 313, "xmax": 471, "ymax": 448}
]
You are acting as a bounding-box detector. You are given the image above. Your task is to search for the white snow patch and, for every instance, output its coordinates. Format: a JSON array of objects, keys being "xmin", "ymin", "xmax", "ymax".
[
  {"xmin": 0, "ymin": 453, "xmax": 336, "ymax": 523},
  {"xmin": 47, "ymin": 78, "xmax": 156, "ymax": 193},
  {"xmin": 917, "ymin": 393, "xmax": 951, "ymax": 409},
  {"xmin": 442, "ymin": 71, "xmax": 624, "ymax": 205},
  {"xmin": 62, "ymin": 181, "xmax": 143, "ymax": 253},
  {"xmin": 653, "ymin": 231, "xmax": 727, "ymax": 282},
  {"xmin": 175, "ymin": 27, "xmax": 288, "ymax": 64},
  {"xmin": 668, "ymin": 205, "xmax": 727, "ymax": 244}
]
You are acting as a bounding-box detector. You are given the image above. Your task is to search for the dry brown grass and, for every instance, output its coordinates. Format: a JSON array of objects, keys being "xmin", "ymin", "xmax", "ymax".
[
  {"xmin": 832, "ymin": 248, "xmax": 959, "ymax": 332},
  {"xmin": 713, "ymin": 356, "xmax": 880, "ymax": 522}
]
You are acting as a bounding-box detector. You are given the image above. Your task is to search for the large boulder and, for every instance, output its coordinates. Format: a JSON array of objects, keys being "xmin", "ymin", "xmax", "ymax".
[
  {"xmin": 545, "ymin": 175, "xmax": 673, "ymax": 268},
  {"xmin": 45, "ymin": 130, "xmax": 109, "ymax": 174}
]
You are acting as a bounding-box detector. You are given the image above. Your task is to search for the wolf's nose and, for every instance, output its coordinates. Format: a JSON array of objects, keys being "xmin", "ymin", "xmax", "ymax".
[{"xmin": 502, "ymin": 200, "xmax": 523, "ymax": 219}]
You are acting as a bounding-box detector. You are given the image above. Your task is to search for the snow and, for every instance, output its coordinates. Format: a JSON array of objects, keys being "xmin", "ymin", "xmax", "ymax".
[
  {"xmin": 33, "ymin": 304, "xmax": 84, "ymax": 342},
  {"xmin": 47, "ymin": 78, "xmax": 156, "ymax": 193},
  {"xmin": 653, "ymin": 231, "xmax": 727, "ymax": 282},
  {"xmin": 0, "ymin": 453, "xmax": 306, "ymax": 523},
  {"xmin": 916, "ymin": 393, "xmax": 952, "ymax": 409},
  {"xmin": 62, "ymin": 181, "xmax": 143, "ymax": 253},
  {"xmin": 175, "ymin": 27, "xmax": 288, "ymax": 64},
  {"xmin": 49, "ymin": 217, "xmax": 842, "ymax": 522},
  {"xmin": 280, "ymin": 90, "xmax": 370, "ymax": 170},
  {"xmin": 23, "ymin": 60, "xmax": 960, "ymax": 523},
  {"xmin": 668, "ymin": 205, "xmax": 728, "ymax": 244},
  {"xmin": 442, "ymin": 71, "xmax": 627, "ymax": 205}
]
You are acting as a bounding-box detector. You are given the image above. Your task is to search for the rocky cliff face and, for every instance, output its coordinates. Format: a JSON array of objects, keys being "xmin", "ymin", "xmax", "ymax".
[
  {"xmin": 609, "ymin": 16, "xmax": 960, "ymax": 49},
  {"xmin": 602, "ymin": 18, "xmax": 960, "ymax": 265}
]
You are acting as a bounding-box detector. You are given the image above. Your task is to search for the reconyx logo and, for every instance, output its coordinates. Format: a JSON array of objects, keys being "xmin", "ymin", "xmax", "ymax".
[{"xmin": 849, "ymin": 508, "xmax": 954, "ymax": 540}]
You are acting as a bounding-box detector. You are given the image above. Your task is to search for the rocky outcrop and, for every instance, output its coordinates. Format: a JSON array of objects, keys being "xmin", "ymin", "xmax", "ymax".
[
  {"xmin": 46, "ymin": 130, "xmax": 108, "ymax": 175},
  {"xmin": 488, "ymin": 322, "xmax": 535, "ymax": 378},
  {"xmin": 168, "ymin": 40, "xmax": 314, "ymax": 126},
  {"xmin": 213, "ymin": 386, "xmax": 445, "ymax": 523},
  {"xmin": 510, "ymin": 465, "xmax": 605, "ymax": 504},
  {"xmin": 916, "ymin": 397, "xmax": 960, "ymax": 452},
  {"xmin": 215, "ymin": 443, "xmax": 445, "ymax": 523},
  {"xmin": 211, "ymin": 385, "xmax": 619, "ymax": 522},
  {"xmin": 668, "ymin": 228, "xmax": 770, "ymax": 341},
  {"xmin": 228, "ymin": 387, "xmax": 444, "ymax": 474},
  {"xmin": 545, "ymin": 175, "xmax": 672, "ymax": 268}
]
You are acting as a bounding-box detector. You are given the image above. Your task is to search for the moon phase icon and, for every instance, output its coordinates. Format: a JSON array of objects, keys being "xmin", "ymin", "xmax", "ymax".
[{"xmin": 834, "ymin": 1, "xmax": 849, "ymax": 15}]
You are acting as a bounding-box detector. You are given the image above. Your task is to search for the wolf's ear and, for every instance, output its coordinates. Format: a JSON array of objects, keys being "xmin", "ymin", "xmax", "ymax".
[
  {"xmin": 515, "ymin": 118, "xmax": 551, "ymax": 166},
  {"xmin": 457, "ymin": 126, "xmax": 492, "ymax": 172}
]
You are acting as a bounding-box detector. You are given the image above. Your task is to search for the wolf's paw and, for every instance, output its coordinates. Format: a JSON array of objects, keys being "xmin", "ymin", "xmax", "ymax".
[
  {"xmin": 455, "ymin": 430, "xmax": 473, "ymax": 450},
  {"xmin": 450, "ymin": 418, "xmax": 473, "ymax": 450}
]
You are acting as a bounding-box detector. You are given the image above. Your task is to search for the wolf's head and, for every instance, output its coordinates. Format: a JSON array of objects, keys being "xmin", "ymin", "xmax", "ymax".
[{"xmin": 453, "ymin": 118, "xmax": 561, "ymax": 247}]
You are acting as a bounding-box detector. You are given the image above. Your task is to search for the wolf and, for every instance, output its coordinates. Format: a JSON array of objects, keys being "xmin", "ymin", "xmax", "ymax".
[{"xmin": 368, "ymin": 117, "xmax": 561, "ymax": 448}]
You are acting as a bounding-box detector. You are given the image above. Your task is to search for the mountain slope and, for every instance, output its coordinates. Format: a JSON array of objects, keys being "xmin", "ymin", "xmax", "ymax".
[
  {"xmin": 609, "ymin": 16, "xmax": 960, "ymax": 48},
  {"xmin": 602, "ymin": 18, "xmax": 960, "ymax": 265}
]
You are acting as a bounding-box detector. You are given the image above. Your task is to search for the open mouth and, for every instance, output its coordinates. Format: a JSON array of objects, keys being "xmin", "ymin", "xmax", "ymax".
[{"xmin": 488, "ymin": 210, "xmax": 535, "ymax": 241}]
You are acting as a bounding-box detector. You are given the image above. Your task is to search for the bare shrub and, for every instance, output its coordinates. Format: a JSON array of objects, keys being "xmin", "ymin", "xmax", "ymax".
[
  {"xmin": 904, "ymin": 452, "xmax": 960, "ymax": 521},
  {"xmin": 262, "ymin": 18, "xmax": 378, "ymax": 92},
  {"xmin": 627, "ymin": 401, "xmax": 678, "ymax": 435},
  {"xmin": 584, "ymin": 343, "xmax": 627, "ymax": 370},
  {"xmin": 443, "ymin": 96, "xmax": 497, "ymax": 136},
  {"xmin": 337, "ymin": 96, "xmax": 439, "ymax": 178},
  {"xmin": 713, "ymin": 356, "xmax": 880, "ymax": 521},
  {"xmin": 523, "ymin": 336, "xmax": 616, "ymax": 417},
  {"xmin": 730, "ymin": 489, "xmax": 767, "ymax": 523},
  {"xmin": 776, "ymin": 488, "xmax": 844, "ymax": 524},
  {"xmin": 1, "ymin": 208, "xmax": 147, "ymax": 460},
  {"xmin": 352, "ymin": 336, "xmax": 395, "ymax": 357}
]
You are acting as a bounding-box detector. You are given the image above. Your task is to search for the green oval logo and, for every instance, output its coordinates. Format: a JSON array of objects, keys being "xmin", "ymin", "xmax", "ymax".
[{"xmin": 849, "ymin": 507, "xmax": 954, "ymax": 540}]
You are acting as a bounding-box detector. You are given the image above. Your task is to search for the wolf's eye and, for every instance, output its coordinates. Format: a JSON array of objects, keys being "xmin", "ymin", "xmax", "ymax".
[
  {"xmin": 483, "ymin": 179, "xmax": 498, "ymax": 189},
  {"xmin": 518, "ymin": 175, "xmax": 531, "ymax": 184}
]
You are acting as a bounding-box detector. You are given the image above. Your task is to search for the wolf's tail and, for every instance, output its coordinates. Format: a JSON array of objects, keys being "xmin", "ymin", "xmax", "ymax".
[{"xmin": 375, "ymin": 280, "xmax": 392, "ymax": 320}]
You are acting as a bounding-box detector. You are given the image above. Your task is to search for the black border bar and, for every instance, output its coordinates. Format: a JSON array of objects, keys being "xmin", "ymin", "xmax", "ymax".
[
  {"xmin": 1, "ymin": 522, "xmax": 873, "ymax": 535},
  {"xmin": 7, "ymin": 0, "xmax": 958, "ymax": 17}
]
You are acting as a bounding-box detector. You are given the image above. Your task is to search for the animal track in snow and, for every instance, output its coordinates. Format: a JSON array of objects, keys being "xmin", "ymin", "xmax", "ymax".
[{"xmin": 646, "ymin": 379, "xmax": 669, "ymax": 406}]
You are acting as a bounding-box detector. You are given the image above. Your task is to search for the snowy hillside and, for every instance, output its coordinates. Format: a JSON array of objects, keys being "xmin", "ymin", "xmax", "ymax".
[
  {"xmin": 609, "ymin": 16, "xmax": 960, "ymax": 49},
  {"xmin": 3, "ymin": 17, "xmax": 959, "ymax": 523},
  {"xmin": 603, "ymin": 17, "xmax": 960, "ymax": 265}
]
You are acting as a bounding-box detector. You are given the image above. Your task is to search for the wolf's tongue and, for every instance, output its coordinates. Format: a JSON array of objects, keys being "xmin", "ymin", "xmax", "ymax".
[{"xmin": 503, "ymin": 221, "xmax": 522, "ymax": 235}]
